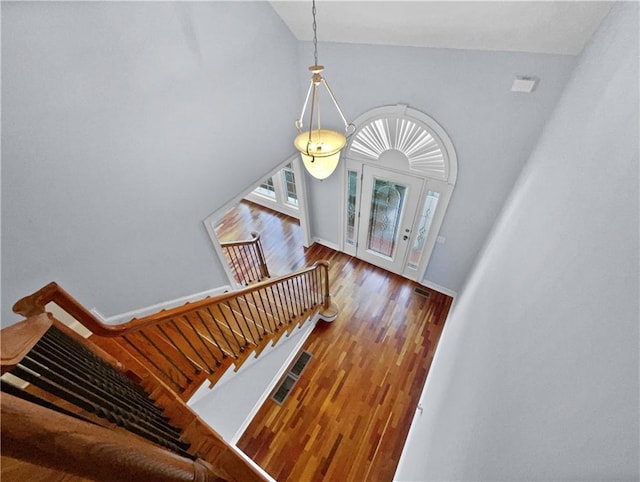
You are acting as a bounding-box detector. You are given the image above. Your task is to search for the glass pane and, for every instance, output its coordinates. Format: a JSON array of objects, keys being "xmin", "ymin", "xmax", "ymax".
[
  {"xmin": 366, "ymin": 178, "xmax": 407, "ymax": 258},
  {"xmin": 346, "ymin": 170, "xmax": 358, "ymax": 246},
  {"xmin": 283, "ymin": 164, "xmax": 298, "ymax": 206},
  {"xmin": 407, "ymin": 190, "xmax": 440, "ymax": 269},
  {"xmin": 254, "ymin": 177, "xmax": 276, "ymax": 198}
]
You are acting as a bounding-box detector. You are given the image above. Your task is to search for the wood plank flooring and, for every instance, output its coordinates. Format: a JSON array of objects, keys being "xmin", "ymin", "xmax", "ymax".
[
  {"xmin": 215, "ymin": 200, "xmax": 308, "ymax": 277},
  {"xmin": 218, "ymin": 201, "xmax": 453, "ymax": 482}
]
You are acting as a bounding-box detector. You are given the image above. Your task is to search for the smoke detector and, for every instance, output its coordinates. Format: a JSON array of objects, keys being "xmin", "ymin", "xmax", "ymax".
[{"xmin": 511, "ymin": 76, "xmax": 538, "ymax": 93}]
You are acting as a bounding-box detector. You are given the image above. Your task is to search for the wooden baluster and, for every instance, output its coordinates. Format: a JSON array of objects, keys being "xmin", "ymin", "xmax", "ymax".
[
  {"xmin": 194, "ymin": 310, "xmax": 228, "ymax": 361},
  {"xmin": 250, "ymin": 289, "xmax": 275, "ymax": 333},
  {"xmin": 180, "ymin": 315, "xmax": 220, "ymax": 372},
  {"xmin": 254, "ymin": 235, "xmax": 270, "ymax": 279},
  {"xmin": 121, "ymin": 334, "xmax": 188, "ymax": 393},
  {"xmin": 301, "ymin": 274, "xmax": 310, "ymax": 313},
  {"xmin": 209, "ymin": 305, "xmax": 244, "ymax": 354},
  {"xmin": 10, "ymin": 351, "xmax": 192, "ymax": 456},
  {"xmin": 139, "ymin": 328, "xmax": 205, "ymax": 376},
  {"xmin": 248, "ymin": 293, "xmax": 266, "ymax": 339},
  {"xmin": 244, "ymin": 245, "xmax": 256, "ymax": 283},
  {"xmin": 38, "ymin": 328, "xmax": 187, "ymax": 441},
  {"xmin": 235, "ymin": 245, "xmax": 248, "ymax": 283},
  {"xmin": 264, "ymin": 285, "xmax": 285, "ymax": 329},
  {"xmin": 304, "ymin": 273, "xmax": 316, "ymax": 309},
  {"xmin": 154, "ymin": 324, "xmax": 207, "ymax": 374},
  {"xmin": 40, "ymin": 330, "xmax": 162, "ymax": 413},
  {"xmin": 243, "ymin": 245, "xmax": 256, "ymax": 283},
  {"xmin": 285, "ymin": 279, "xmax": 300, "ymax": 318},
  {"xmin": 237, "ymin": 293, "xmax": 259, "ymax": 338},
  {"xmin": 204, "ymin": 306, "xmax": 240, "ymax": 358},
  {"xmin": 167, "ymin": 319, "xmax": 212, "ymax": 375},
  {"xmin": 312, "ymin": 268, "xmax": 320, "ymax": 306},
  {"xmin": 294, "ymin": 275, "xmax": 307, "ymax": 315},
  {"xmin": 223, "ymin": 300, "xmax": 255, "ymax": 346},
  {"xmin": 274, "ymin": 282, "xmax": 292, "ymax": 324},
  {"xmin": 27, "ymin": 337, "xmax": 172, "ymax": 431}
]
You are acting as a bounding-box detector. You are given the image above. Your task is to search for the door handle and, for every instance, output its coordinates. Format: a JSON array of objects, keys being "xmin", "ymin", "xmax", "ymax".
[{"xmin": 402, "ymin": 235, "xmax": 409, "ymax": 241}]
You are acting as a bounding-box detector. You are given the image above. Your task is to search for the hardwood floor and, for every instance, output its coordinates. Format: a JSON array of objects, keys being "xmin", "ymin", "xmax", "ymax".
[
  {"xmin": 218, "ymin": 201, "xmax": 453, "ymax": 482},
  {"xmin": 215, "ymin": 200, "xmax": 307, "ymax": 276}
]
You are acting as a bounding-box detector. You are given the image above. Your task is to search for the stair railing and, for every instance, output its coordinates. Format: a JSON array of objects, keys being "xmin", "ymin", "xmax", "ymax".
[
  {"xmin": 220, "ymin": 231, "xmax": 270, "ymax": 285},
  {"xmin": 13, "ymin": 261, "xmax": 337, "ymax": 401},
  {"xmin": 1, "ymin": 312, "xmax": 269, "ymax": 482}
]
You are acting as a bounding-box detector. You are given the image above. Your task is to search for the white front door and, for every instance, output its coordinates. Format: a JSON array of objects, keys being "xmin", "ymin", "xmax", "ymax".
[{"xmin": 355, "ymin": 165, "xmax": 424, "ymax": 274}]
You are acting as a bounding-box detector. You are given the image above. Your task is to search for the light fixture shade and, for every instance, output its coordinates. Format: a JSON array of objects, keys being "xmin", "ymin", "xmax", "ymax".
[
  {"xmin": 300, "ymin": 151, "xmax": 341, "ymax": 180},
  {"xmin": 294, "ymin": 129, "xmax": 347, "ymax": 158}
]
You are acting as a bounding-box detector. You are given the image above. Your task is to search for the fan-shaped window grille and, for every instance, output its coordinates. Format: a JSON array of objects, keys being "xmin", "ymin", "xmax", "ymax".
[{"xmin": 346, "ymin": 106, "xmax": 456, "ymax": 184}]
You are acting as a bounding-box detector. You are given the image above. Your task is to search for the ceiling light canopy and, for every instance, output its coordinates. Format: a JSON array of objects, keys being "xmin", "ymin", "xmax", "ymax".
[{"xmin": 294, "ymin": 0, "xmax": 353, "ymax": 180}]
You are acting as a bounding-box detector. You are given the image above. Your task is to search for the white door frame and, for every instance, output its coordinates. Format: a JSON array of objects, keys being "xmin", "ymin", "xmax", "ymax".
[
  {"xmin": 355, "ymin": 164, "xmax": 425, "ymax": 274},
  {"xmin": 340, "ymin": 104, "xmax": 458, "ymax": 284}
]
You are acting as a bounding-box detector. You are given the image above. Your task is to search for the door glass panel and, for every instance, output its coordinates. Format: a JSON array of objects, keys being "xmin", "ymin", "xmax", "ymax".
[
  {"xmin": 346, "ymin": 170, "xmax": 358, "ymax": 246},
  {"xmin": 407, "ymin": 190, "xmax": 440, "ymax": 270},
  {"xmin": 366, "ymin": 178, "xmax": 407, "ymax": 258}
]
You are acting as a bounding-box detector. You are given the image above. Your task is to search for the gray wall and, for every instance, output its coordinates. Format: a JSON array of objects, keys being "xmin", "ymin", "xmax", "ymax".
[
  {"xmin": 396, "ymin": 2, "xmax": 639, "ymax": 480},
  {"xmin": 1, "ymin": 1, "xmax": 299, "ymax": 324},
  {"xmin": 302, "ymin": 41, "xmax": 576, "ymax": 292}
]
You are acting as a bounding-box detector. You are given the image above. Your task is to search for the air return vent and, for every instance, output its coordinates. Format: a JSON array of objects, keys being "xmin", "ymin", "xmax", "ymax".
[
  {"xmin": 271, "ymin": 350, "xmax": 312, "ymax": 405},
  {"xmin": 414, "ymin": 287, "xmax": 431, "ymax": 298}
]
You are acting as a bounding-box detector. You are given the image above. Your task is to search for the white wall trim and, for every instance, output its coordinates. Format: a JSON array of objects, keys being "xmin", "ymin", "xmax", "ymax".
[
  {"xmin": 90, "ymin": 285, "xmax": 231, "ymax": 325},
  {"xmin": 231, "ymin": 445, "xmax": 277, "ymax": 482},
  {"xmin": 312, "ymin": 237, "xmax": 340, "ymax": 251},
  {"xmin": 420, "ymin": 279, "xmax": 457, "ymax": 299},
  {"xmin": 230, "ymin": 316, "xmax": 318, "ymax": 444}
]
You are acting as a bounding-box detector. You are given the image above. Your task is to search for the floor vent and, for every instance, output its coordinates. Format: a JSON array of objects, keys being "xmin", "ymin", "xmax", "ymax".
[
  {"xmin": 414, "ymin": 287, "xmax": 431, "ymax": 298},
  {"xmin": 271, "ymin": 350, "xmax": 312, "ymax": 405}
]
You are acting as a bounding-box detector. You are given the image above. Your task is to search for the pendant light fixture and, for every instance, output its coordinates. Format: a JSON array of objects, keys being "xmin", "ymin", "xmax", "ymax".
[{"xmin": 294, "ymin": 0, "xmax": 352, "ymax": 180}]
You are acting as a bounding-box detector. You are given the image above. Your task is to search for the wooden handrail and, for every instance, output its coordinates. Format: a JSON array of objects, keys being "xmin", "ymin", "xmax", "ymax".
[
  {"xmin": 12, "ymin": 260, "xmax": 336, "ymax": 400},
  {"xmin": 1, "ymin": 312, "xmax": 125, "ymax": 375},
  {"xmin": 13, "ymin": 281, "xmax": 122, "ymax": 337},
  {"xmin": 1, "ymin": 313, "xmax": 52, "ymax": 374},
  {"xmin": 220, "ymin": 231, "xmax": 270, "ymax": 284},
  {"xmin": 2, "ymin": 393, "xmax": 220, "ymax": 482},
  {"xmin": 219, "ymin": 231, "xmax": 262, "ymax": 249},
  {"xmin": 14, "ymin": 261, "xmax": 330, "ymax": 337},
  {"xmin": 122, "ymin": 261, "xmax": 328, "ymax": 327},
  {"xmin": 1, "ymin": 314, "xmax": 270, "ymax": 482}
]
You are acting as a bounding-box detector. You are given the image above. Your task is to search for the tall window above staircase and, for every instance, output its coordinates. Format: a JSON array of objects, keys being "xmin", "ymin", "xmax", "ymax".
[{"xmin": 246, "ymin": 163, "xmax": 300, "ymax": 219}]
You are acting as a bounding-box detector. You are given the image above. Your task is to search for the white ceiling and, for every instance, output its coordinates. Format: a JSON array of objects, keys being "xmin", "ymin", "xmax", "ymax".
[{"xmin": 269, "ymin": 1, "xmax": 615, "ymax": 55}]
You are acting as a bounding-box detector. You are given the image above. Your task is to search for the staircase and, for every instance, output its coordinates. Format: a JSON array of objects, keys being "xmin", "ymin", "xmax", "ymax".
[
  {"xmin": 12, "ymin": 261, "xmax": 337, "ymax": 401},
  {"xmin": 2, "ymin": 256, "xmax": 337, "ymax": 480}
]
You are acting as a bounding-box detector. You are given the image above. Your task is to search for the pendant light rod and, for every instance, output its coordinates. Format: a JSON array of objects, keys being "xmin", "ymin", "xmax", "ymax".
[
  {"xmin": 320, "ymin": 78, "xmax": 349, "ymax": 128},
  {"xmin": 295, "ymin": 0, "xmax": 350, "ymax": 134},
  {"xmin": 312, "ymin": 0, "xmax": 319, "ymax": 67},
  {"xmin": 293, "ymin": 0, "xmax": 353, "ymax": 180}
]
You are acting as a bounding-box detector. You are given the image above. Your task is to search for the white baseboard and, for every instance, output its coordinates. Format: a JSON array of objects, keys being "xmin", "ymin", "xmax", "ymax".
[
  {"xmin": 420, "ymin": 279, "xmax": 457, "ymax": 298},
  {"xmin": 312, "ymin": 237, "xmax": 340, "ymax": 251},
  {"xmin": 90, "ymin": 285, "xmax": 232, "ymax": 325},
  {"xmin": 231, "ymin": 445, "xmax": 277, "ymax": 482},
  {"xmin": 230, "ymin": 316, "xmax": 318, "ymax": 444}
]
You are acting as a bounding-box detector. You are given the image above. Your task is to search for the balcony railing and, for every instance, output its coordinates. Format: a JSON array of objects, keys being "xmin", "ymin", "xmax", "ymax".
[
  {"xmin": 13, "ymin": 261, "xmax": 337, "ymax": 401},
  {"xmin": 220, "ymin": 231, "xmax": 270, "ymax": 285}
]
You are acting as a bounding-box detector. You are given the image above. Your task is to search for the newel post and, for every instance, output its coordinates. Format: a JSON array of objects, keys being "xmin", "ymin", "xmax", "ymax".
[{"xmin": 317, "ymin": 262, "xmax": 338, "ymax": 322}]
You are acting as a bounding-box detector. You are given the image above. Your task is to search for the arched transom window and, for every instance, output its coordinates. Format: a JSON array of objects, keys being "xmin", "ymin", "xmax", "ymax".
[{"xmin": 342, "ymin": 104, "xmax": 457, "ymax": 284}]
